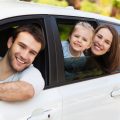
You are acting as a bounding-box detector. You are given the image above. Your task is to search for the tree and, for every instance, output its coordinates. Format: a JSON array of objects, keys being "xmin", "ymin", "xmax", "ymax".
[
  {"xmin": 66, "ymin": 0, "xmax": 83, "ymax": 9},
  {"xmin": 110, "ymin": 0, "xmax": 120, "ymax": 19}
]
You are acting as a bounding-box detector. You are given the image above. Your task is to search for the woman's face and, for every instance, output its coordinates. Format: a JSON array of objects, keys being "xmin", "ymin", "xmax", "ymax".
[{"xmin": 91, "ymin": 28, "xmax": 113, "ymax": 56}]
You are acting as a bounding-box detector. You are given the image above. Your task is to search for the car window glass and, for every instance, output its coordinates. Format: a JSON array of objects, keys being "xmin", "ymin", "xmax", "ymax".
[
  {"xmin": 57, "ymin": 19, "xmax": 108, "ymax": 82},
  {"xmin": 0, "ymin": 17, "xmax": 49, "ymax": 87},
  {"xmin": 99, "ymin": 21, "xmax": 120, "ymax": 35}
]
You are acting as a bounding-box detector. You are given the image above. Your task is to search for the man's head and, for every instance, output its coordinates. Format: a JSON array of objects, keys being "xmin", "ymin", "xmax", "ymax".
[{"xmin": 6, "ymin": 24, "xmax": 45, "ymax": 72}]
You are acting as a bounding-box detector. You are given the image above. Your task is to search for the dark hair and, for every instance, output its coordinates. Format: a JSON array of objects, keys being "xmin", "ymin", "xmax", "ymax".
[
  {"xmin": 93, "ymin": 24, "xmax": 120, "ymax": 73},
  {"xmin": 12, "ymin": 24, "xmax": 45, "ymax": 50}
]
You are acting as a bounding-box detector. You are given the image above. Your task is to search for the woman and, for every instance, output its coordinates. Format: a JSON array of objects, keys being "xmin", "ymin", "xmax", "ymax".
[
  {"xmin": 64, "ymin": 24, "xmax": 120, "ymax": 81},
  {"xmin": 89, "ymin": 24, "xmax": 120, "ymax": 73}
]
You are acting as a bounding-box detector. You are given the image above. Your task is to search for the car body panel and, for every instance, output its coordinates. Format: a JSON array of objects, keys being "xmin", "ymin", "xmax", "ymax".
[
  {"xmin": 0, "ymin": 88, "xmax": 62, "ymax": 120},
  {"xmin": 0, "ymin": 1, "xmax": 120, "ymax": 120},
  {"xmin": 58, "ymin": 74, "xmax": 120, "ymax": 120},
  {"xmin": 0, "ymin": 1, "xmax": 120, "ymax": 24}
]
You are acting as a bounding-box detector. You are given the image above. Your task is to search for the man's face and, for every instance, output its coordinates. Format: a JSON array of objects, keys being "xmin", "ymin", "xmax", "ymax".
[{"xmin": 7, "ymin": 32, "xmax": 42, "ymax": 72}]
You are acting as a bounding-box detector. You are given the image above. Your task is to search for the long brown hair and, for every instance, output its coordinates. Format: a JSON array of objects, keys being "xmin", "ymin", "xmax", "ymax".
[{"xmin": 94, "ymin": 24, "xmax": 120, "ymax": 73}]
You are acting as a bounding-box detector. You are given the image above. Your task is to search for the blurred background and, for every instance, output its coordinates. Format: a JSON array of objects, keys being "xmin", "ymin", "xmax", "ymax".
[{"xmin": 21, "ymin": 0, "xmax": 120, "ymax": 19}]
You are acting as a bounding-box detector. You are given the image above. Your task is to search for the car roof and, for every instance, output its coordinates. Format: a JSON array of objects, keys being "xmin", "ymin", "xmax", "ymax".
[{"xmin": 0, "ymin": 0, "xmax": 120, "ymax": 24}]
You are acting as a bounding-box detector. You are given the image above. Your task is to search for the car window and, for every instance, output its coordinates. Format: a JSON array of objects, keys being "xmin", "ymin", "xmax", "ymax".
[
  {"xmin": 57, "ymin": 18, "xmax": 110, "ymax": 82},
  {"xmin": 99, "ymin": 20, "xmax": 120, "ymax": 35},
  {"xmin": 0, "ymin": 16, "xmax": 49, "ymax": 87},
  {"xmin": 113, "ymin": 25, "xmax": 120, "ymax": 35},
  {"xmin": 57, "ymin": 20, "xmax": 104, "ymax": 81}
]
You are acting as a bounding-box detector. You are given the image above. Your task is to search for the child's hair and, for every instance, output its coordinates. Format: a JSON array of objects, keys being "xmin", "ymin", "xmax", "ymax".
[
  {"xmin": 69, "ymin": 21, "xmax": 94, "ymax": 36},
  {"xmin": 68, "ymin": 22, "xmax": 94, "ymax": 46}
]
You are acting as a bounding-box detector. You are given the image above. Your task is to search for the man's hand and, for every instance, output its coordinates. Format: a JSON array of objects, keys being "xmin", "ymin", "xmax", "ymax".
[{"xmin": 0, "ymin": 81, "xmax": 34, "ymax": 102}]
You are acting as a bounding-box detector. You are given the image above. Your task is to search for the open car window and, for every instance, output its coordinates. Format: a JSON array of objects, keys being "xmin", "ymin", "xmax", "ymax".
[
  {"xmin": 0, "ymin": 16, "xmax": 49, "ymax": 87},
  {"xmin": 56, "ymin": 18, "xmax": 110, "ymax": 82}
]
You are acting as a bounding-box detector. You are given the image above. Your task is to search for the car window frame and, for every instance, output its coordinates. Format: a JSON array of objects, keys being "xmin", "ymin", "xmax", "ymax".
[
  {"xmin": 98, "ymin": 20, "xmax": 120, "ymax": 35},
  {"xmin": 52, "ymin": 15, "xmax": 120, "ymax": 86},
  {"xmin": 52, "ymin": 15, "xmax": 107, "ymax": 85},
  {"xmin": 0, "ymin": 14, "xmax": 60, "ymax": 89},
  {"xmin": 1, "ymin": 14, "xmax": 120, "ymax": 90}
]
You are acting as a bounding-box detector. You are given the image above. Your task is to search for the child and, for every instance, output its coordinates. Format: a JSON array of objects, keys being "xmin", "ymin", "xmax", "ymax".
[{"xmin": 62, "ymin": 22, "xmax": 94, "ymax": 58}]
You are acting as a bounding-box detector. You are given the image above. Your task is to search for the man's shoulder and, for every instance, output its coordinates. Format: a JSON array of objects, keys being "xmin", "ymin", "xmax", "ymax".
[
  {"xmin": 18, "ymin": 64, "xmax": 41, "ymax": 77},
  {"xmin": 22, "ymin": 64, "xmax": 40, "ymax": 73}
]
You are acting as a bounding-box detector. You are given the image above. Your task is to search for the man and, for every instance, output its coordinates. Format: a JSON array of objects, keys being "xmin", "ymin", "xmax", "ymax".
[{"xmin": 0, "ymin": 24, "xmax": 45, "ymax": 102}]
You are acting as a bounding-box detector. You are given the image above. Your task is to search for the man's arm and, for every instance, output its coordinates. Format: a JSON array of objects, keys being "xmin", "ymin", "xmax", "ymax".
[{"xmin": 0, "ymin": 81, "xmax": 34, "ymax": 102}]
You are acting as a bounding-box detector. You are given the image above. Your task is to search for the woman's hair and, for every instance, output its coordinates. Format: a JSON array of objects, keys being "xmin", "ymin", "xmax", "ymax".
[{"xmin": 94, "ymin": 24, "xmax": 120, "ymax": 73}]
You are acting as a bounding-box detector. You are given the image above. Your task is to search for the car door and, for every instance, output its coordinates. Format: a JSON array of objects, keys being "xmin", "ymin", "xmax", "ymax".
[
  {"xmin": 0, "ymin": 15, "xmax": 62, "ymax": 120},
  {"xmin": 55, "ymin": 17, "xmax": 120, "ymax": 120},
  {"xmin": 58, "ymin": 74, "xmax": 120, "ymax": 120},
  {"xmin": 0, "ymin": 88, "xmax": 62, "ymax": 120}
]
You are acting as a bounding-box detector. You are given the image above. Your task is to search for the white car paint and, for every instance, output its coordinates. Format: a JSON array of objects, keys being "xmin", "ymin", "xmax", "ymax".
[
  {"xmin": 59, "ymin": 73, "xmax": 120, "ymax": 120},
  {"xmin": 1, "ymin": 72, "xmax": 120, "ymax": 120},
  {"xmin": 0, "ymin": 88, "xmax": 62, "ymax": 120},
  {"xmin": 0, "ymin": 1, "xmax": 120, "ymax": 120},
  {"xmin": 0, "ymin": 1, "xmax": 119, "ymax": 24}
]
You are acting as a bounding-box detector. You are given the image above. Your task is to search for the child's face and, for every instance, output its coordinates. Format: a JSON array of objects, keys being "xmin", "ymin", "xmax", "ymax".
[{"xmin": 69, "ymin": 26, "xmax": 93, "ymax": 53}]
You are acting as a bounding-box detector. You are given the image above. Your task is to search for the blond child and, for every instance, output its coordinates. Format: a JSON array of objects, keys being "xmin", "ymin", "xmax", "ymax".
[{"xmin": 62, "ymin": 22, "xmax": 94, "ymax": 58}]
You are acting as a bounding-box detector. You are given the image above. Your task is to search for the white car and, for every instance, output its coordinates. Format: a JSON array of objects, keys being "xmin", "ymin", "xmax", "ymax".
[{"xmin": 0, "ymin": 1, "xmax": 120, "ymax": 120}]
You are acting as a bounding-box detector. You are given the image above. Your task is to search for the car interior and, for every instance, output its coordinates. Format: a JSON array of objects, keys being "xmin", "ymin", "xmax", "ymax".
[{"xmin": 0, "ymin": 25, "xmax": 47, "ymax": 85}]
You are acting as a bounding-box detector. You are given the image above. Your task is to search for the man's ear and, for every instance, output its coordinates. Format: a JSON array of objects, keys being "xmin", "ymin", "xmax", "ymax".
[{"xmin": 7, "ymin": 37, "xmax": 13, "ymax": 48}]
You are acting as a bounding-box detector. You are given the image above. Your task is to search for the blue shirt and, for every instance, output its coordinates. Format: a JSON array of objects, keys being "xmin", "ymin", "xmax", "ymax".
[{"xmin": 61, "ymin": 41, "xmax": 84, "ymax": 58}]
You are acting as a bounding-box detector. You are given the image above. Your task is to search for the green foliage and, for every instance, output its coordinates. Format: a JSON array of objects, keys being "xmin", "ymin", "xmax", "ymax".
[
  {"xmin": 32, "ymin": 0, "xmax": 120, "ymax": 19},
  {"xmin": 112, "ymin": 0, "xmax": 120, "ymax": 8},
  {"xmin": 81, "ymin": 0, "xmax": 111, "ymax": 16},
  {"xmin": 81, "ymin": 1, "xmax": 102, "ymax": 14},
  {"xmin": 33, "ymin": 0, "xmax": 68, "ymax": 7},
  {"xmin": 58, "ymin": 24, "xmax": 73, "ymax": 40},
  {"xmin": 100, "ymin": 0, "xmax": 113, "ymax": 5}
]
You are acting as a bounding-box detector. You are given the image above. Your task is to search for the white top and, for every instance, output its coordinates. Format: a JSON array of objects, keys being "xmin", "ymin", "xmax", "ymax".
[
  {"xmin": 0, "ymin": 57, "xmax": 45, "ymax": 96},
  {"xmin": 62, "ymin": 41, "xmax": 84, "ymax": 58}
]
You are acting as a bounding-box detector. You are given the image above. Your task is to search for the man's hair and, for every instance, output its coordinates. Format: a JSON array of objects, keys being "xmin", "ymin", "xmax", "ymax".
[{"xmin": 12, "ymin": 24, "xmax": 45, "ymax": 50}]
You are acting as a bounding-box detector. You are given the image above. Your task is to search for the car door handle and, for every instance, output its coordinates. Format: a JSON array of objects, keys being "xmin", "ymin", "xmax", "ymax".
[
  {"xmin": 111, "ymin": 89, "xmax": 120, "ymax": 97},
  {"xmin": 27, "ymin": 108, "xmax": 53, "ymax": 120}
]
